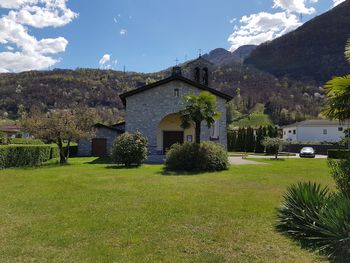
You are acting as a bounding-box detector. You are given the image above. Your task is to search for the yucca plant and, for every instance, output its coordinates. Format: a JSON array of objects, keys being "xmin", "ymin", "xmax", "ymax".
[
  {"xmin": 277, "ymin": 182, "xmax": 330, "ymax": 242},
  {"xmin": 311, "ymin": 195, "xmax": 350, "ymax": 262},
  {"xmin": 277, "ymin": 183, "xmax": 350, "ymax": 262}
]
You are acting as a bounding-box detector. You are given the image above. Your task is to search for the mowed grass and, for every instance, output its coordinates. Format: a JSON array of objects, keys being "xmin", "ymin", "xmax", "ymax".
[{"xmin": 0, "ymin": 158, "xmax": 333, "ymax": 262}]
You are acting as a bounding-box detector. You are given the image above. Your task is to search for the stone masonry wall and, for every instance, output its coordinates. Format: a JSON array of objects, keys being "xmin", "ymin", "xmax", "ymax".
[{"xmin": 125, "ymin": 80, "xmax": 227, "ymax": 155}]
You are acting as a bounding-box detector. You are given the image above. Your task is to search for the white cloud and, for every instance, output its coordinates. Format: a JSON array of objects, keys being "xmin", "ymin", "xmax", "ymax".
[
  {"xmin": 99, "ymin": 54, "xmax": 111, "ymax": 68},
  {"xmin": 0, "ymin": 0, "xmax": 77, "ymax": 72},
  {"xmin": 273, "ymin": 0, "xmax": 318, "ymax": 14},
  {"xmin": 227, "ymin": 0, "xmax": 322, "ymax": 51},
  {"xmin": 228, "ymin": 12, "xmax": 301, "ymax": 51},
  {"xmin": 332, "ymin": 0, "xmax": 345, "ymax": 6},
  {"xmin": 120, "ymin": 29, "xmax": 127, "ymax": 35}
]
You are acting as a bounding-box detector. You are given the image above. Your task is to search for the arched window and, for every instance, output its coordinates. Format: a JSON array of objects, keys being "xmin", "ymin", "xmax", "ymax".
[
  {"xmin": 203, "ymin": 67, "xmax": 209, "ymax": 85},
  {"xmin": 194, "ymin": 67, "xmax": 200, "ymax": 82}
]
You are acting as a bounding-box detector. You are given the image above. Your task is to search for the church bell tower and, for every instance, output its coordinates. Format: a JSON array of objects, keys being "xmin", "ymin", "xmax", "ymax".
[{"xmin": 184, "ymin": 51, "xmax": 213, "ymax": 86}]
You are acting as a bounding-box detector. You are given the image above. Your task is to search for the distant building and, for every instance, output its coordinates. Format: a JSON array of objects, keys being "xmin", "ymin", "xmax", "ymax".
[
  {"xmin": 77, "ymin": 123, "xmax": 124, "ymax": 157},
  {"xmin": 0, "ymin": 125, "xmax": 29, "ymax": 138},
  {"xmin": 282, "ymin": 120, "xmax": 347, "ymax": 143}
]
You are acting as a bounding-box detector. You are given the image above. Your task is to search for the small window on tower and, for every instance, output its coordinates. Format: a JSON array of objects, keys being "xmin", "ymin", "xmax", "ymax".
[{"xmin": 174, "ymin": 88, "xmax": 179, "ymax": 97}]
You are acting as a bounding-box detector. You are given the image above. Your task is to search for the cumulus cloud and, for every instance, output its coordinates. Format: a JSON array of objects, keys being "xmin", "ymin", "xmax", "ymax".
[
  {"xmin": 332, "ymin": 0, "xmax": 345, "ymax": 6},
  {"xmin": 273, "ymin": 0, "xmax": 318, "ymax": 14},
  {"xmin": 0, "ymin": 0, "xmax": 77, "ymax": 72},
  {"xmin": 228, "ymin": 0, "xmax": 320, "ymax": 51},
  {"xmin": 228, "ymin": 12, "xmax": 301, "ymax": 51},
  {"xmin": 99, "ymin": 54, "xmax": 112, "ymax": 69}
]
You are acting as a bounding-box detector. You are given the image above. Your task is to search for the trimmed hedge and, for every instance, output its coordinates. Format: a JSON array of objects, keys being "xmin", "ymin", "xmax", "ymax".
[
  {"xmin": 165, "ymin": 142, "xmax": 229, "ymax": 172},
  {"xmin": 328, "ymin": 149, "xmax": 350, "ymax": 159},
  {"xmin": 0, "ymin": 145, "xmax": 53, "ymax": 169},
  {"xmin": 9, "ymin": 138, "xmax": 44, "ymax": 145}
]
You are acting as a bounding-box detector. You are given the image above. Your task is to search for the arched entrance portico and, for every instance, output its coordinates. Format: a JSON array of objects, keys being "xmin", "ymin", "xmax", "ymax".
[{"xmin": 157, "ymin": 113, "xmax": 195, "ymax": 153}]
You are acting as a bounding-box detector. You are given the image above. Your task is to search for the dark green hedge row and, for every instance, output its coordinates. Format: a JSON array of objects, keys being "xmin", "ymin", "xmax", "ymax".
[
  {"xmin": 328, "ymin": 149, "xmax": 350, "ymax": 159},
  {"xmin": 0, "ymin": 145, "xmax": 55, "ymax": 169}
]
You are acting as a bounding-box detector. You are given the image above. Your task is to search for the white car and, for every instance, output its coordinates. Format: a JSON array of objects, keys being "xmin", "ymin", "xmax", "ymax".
[{"xmin": 299, "ymin": 147, "xmax": 316, "ymax": 158}]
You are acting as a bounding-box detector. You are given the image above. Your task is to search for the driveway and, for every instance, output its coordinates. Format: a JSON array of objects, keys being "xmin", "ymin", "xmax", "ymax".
[
  {"xmin": 229, "ymin": 157, "xmax": 267, "ymax": 165},
  {"xmin": 245, "ymin": 154, "xmax": 328, "ymax": 159}
]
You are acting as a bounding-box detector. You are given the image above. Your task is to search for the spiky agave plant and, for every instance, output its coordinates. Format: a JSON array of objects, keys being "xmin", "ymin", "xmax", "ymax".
[
  {"xmin": 310, "ymin": 194, "xmax": 350, "ymax": 262},
  {"xmin": 277, "ymin": 183, "xmax": 350, "ymax": 262},
  {"xmin": 276, "ymin": 182, "xmax": 330, "ymax": 242}
]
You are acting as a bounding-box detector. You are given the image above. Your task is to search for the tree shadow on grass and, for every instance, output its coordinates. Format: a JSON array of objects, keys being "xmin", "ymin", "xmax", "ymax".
[
  {"xmin": 86, "ymin": 157, "xmax": 112, "ymax": 165},
  {"xmin": 158, "ymin": 167, "xmax": 225, "ymax": 176},
  {"xmin": 105, "ymin": 165, "xmax": 140, "ymax": 170}
]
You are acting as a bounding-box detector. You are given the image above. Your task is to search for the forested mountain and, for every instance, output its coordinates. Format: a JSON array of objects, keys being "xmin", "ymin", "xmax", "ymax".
[
  {"xmin": 245, "ymin": 0, "xmax": 350, "ymax": 82},
  {"xmin": 0, "ymin": 62, "xmax": 323, "ymax": 126}
]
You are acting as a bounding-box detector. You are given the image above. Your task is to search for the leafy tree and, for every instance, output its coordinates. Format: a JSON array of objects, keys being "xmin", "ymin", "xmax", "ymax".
[
  {"xmin": 179, "ymin": 91, "xmax": 221, "ymax": 144},
  {"xmin": 22, "ymin": 107, "xmax": 98, "ymax": 164},
  {"xmin": 262, "ymin": 137, "xmax": 287, "ymax": 160}
]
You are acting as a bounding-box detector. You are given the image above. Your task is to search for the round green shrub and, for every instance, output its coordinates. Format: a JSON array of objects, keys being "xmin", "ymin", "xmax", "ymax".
[
  {"xmin": 165, "ymin": 142, "xmax": 229, "ymax": 172},
  {"xmin": 111, "ymin": 132, "xmax": 148, "ymax": 167}
]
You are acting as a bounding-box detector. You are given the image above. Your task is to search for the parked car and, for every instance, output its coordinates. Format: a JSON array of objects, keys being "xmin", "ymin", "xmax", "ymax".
[{"xmin": 299, "ymin": 147, "xmax": 316, "ymax": 158}]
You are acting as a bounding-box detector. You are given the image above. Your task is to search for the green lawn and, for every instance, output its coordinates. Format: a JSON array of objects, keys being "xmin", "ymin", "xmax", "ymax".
[{"xmin": 0, "ymin": 158, "xmax": 333, "ymax": 262}]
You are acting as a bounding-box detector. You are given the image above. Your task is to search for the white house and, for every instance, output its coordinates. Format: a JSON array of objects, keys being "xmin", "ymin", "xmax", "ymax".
[{"xmin": 282, "ymin": 120, "xmax": 347, "ymax": 143}]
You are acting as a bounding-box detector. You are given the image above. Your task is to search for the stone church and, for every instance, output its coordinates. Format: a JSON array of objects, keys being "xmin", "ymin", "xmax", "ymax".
[
  {"xmin": 78, "ymin": 56, "xmax": 232, "ymax": 157},
  {"xmin": 120, "ymin": 56, "xmax": 232, "ymax": 155}
]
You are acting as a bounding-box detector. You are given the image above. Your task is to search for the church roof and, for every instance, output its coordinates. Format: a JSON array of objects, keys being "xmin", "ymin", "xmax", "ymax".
[{"xmin": 119, "ymin": 75, "xmax": 233, "ymax": 105}]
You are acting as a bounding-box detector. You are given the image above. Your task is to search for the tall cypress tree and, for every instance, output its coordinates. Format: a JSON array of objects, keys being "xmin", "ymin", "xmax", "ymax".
[
  {"xmin": 246, "ymin": 127, "xmax": 255, "ymax": 152},
  {"xmin": 255, "ymin": 126, "xmax": 265, "ymax": 153}
]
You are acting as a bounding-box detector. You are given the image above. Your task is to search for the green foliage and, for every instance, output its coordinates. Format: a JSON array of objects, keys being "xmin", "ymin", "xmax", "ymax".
[
  {"xmin": 277, "ymin": 182, "xmax": 350, "ymax": 262},
  {"xmin": 0, "ymin": 131, "xmax": 8, "ymax": 145},
  {"xmin": 0, "ymin": 145, "xmax": 53, "ymax": 169},
  {"xmin": 329, "ymin": 157, "xmax": 350, "ymax": 197},
  {"xmin": 328, "ymin": 149, "xmax": 350, "ymax": 159},
  {"xmin": 230, "ymin": 113, "xmax": 272, "ymax": 128},
  {"xmin": 165, "ymin": 142, "xmax": 229, "ymax": 172},
  {"xmin": 262, "ymin": 137, "xmax": 287, "ymax": 159},
  {"xmin": 179, "ymin": 91, "xmax": 221, "ymax": 144},
  {"xmin": 9, "ymin": 138, "xmax": 44, "ymax": 145},
  {"xmin": 323, "ymin": 75, "xmax": 350, "ymax": 121},
  {"xmin": 111, "ymin": 132, "xmax": 148, "ymax": 167}
]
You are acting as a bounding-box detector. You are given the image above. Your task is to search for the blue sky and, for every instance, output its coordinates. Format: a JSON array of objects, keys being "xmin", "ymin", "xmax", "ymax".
[{"xmin": 0, "ymin": 0, "xmax": 345, "ymax": 73}]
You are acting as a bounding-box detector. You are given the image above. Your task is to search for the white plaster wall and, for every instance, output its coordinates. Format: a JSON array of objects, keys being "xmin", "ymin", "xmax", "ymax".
[{"xmin": 283, "ymin": 126, "xmax": 345, "ymax": 142}]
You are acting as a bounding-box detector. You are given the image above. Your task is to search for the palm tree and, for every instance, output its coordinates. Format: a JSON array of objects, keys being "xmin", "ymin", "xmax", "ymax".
[
  {"xmin": 179, "ymin": 91, "xmax": 221, "ymax": 144},
  {"xmin": 323, "ymin": 38, "xmax": 350, "ymax": 148}
]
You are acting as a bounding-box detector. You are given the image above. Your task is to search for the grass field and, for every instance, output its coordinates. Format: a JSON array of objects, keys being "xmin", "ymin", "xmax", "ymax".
[{"xmin": 0, "ymin": 158, "xmax": 333, "ymax": 262}]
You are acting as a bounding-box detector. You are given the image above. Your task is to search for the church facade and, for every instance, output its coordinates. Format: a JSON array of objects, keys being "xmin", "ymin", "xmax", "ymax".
[{"xmin": 120, "ymin": 57, "xmax": 232, "ymax": 155}]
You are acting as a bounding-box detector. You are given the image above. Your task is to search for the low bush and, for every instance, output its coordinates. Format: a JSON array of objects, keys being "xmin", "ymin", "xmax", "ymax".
[
  {"xmin": 111, "ymin": 132, "xmax": 148, "ymax": 167},
  {"xmin": 329, "ymin": 157, "xmax": 350, "ymax": 198},
  {"xmin": 328, "ymin": 149, "xmax": 350, "ymax": 159},
  {"xmin": 165, "ymin": 142, "xmax": 229, "ymax": 172},
  {"xmin": 0, "ymin": 145, "xmax": 52, "ymax": 169},
  {"xmin": 277, "ymin": 182, "xmax": 350, "ymax": 262}
]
